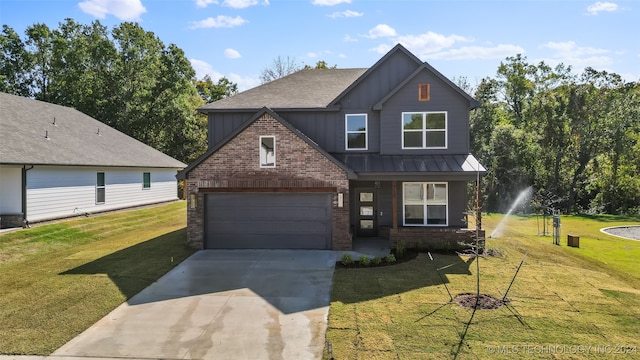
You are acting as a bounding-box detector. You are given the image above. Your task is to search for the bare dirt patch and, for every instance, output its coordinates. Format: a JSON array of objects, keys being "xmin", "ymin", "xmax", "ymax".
[{"xmin": 454, "ymin": 293, "xmax": 507, "ymax": 310}]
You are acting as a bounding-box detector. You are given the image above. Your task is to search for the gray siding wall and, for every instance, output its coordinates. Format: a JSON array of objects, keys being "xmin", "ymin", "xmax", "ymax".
[
  {"xmin": 380, "ymin": 71, "xmax": 470, "ymax": 155},
  {"xmin": 205, "ymin": 52, "xmax": 471, "ymax": 157}
]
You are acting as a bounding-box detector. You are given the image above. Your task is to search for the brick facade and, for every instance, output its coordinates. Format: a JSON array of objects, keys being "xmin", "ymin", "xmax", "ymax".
[
  {"xmin": 185, "ymin": 112, "xmax": 352, "ymax": 250},
  {"xmin": 389, "ymin": 227, "xmax": 486, "ymax": 251}
]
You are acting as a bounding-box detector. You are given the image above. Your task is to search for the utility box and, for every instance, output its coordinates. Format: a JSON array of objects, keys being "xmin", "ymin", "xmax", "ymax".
[{"xmin": 568, "ymin": 234, "xmax": 580, "ymax": 248}]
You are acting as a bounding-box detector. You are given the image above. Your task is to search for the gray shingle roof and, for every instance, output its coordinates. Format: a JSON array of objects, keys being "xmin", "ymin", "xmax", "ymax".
[
  {"xmin": 199, "ymin": 68, "xmax": 367, "ymax": 111},
  {"xmin": 0, "ymin": 92, "xmax": 186, "ymax": 168}
]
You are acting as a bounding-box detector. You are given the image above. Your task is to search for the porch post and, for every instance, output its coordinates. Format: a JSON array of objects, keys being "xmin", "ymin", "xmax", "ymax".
[
  {"xmin": 476, "ymin": 175, "xmax": 482, "ymax": 230},
  {"xmin": 392, "ymin": 180, "xmax": 398, "ymax": 230}
]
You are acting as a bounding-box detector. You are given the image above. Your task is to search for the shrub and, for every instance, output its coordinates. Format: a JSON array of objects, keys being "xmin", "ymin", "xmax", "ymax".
[
  {"xmin": 385, "ymin": 253, "xmax": 396, "ymax": 263},
  {"xmin": 395, "ymin": 240, "xmax": 406, "ymax": 258},
  {"xmin": 359, "ymin": 255, "xmax": 371, "ymax": 266},
  {"xmin": 341, "ymin": 253, "xmax": 353, "ymax": 266},
  {"xmin": 372, "ymin": 256, "xmax": 382, "ymax": 265}
]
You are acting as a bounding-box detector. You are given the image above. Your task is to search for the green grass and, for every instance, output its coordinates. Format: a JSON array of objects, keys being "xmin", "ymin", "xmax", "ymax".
[
  {"xmin": 324, "ymin": 214, "xmax": 640, "ymax": 359},
  {"xmin": 0, "ymin": 202, "xmax": 194, "ymax": 355}
]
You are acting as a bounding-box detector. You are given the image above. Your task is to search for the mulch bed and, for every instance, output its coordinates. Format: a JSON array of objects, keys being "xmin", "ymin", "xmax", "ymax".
[{"xmin": 454, "ymin": 293, "xmax": 507, "ymax": 309}]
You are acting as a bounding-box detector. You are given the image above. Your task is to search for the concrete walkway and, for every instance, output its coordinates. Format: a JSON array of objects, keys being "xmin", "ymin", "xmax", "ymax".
[{"xmin": 48, "ymin": 250, "xmax": 337, "ymax": 360}]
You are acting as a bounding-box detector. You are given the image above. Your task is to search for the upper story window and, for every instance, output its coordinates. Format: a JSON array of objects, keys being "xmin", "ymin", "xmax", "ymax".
[
  {"xmin": 260, "ymin": 136, "xmax": 275, "ymax": 168},
  {"xmin": 345, "ymin": 114, "xmax": 367, "ymax": 150},
  {"xmin": 402, "ymin": 111, "xmax": 447, "ymax": 149}
]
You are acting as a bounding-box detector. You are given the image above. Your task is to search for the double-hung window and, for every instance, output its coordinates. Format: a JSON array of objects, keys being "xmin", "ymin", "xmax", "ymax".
[
  {"xmin": 345, "ymin": 114, "xmax": 367, "ymax": 150},
  {"xmin": 402, "ymin": 112, "xmax": 447, "ymax": 149},
  {"xmin": 260, "ymin": 136, "xmax": 275, "ymax": 168},
  {"xmin": 403, "ymin": 182, "xmax": 448, "ymax": 225},
  {"xmin": 96, "ymin": 172, "xmax": 105, "ymax": 204}
]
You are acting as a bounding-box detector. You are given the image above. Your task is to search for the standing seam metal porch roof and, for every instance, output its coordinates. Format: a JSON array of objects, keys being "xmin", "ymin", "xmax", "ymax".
[{"xmin": 332, "ymin": 154, "xmax": 486, "ymax": 175}]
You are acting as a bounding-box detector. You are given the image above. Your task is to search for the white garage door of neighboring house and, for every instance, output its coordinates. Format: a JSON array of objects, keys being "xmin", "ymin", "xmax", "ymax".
[{"xmin": 205, "ymin": 192, "xmax": 332, "ymax": 249}]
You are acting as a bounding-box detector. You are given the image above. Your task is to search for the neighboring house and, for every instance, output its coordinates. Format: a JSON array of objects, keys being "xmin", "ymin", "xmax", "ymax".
[
  {"xmin": 178, "ymin": 44, "xmax": 485, "ymax": 250},
  {"xmin": 0, "ymin": 92, "xmax": 186, "ymax": 227}
]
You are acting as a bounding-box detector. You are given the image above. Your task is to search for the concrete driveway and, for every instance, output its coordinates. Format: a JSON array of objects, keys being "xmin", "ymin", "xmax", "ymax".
[{"xmin": 52, "ymin": 250, "xmax": 337, "ymax": 360}]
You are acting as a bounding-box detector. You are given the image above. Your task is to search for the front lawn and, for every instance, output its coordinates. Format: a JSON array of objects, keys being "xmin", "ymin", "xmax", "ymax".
[
  {"xmin": 0, "ymin": 201, "xmax": 194, "ymax": 355},
  {"xmin": 324, "ymin": 214, "xmax": 640, "ymax": 359}
]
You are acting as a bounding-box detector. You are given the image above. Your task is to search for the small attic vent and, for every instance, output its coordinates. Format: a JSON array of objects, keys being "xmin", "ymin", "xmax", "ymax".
[{"xmin": 419, "ymin": 83, "xmax": 430, "ymax": 101}]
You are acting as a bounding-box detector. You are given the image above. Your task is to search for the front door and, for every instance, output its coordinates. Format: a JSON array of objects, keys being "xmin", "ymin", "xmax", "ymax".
[{"xmin": 356, "ymin": 188, "xmax": 376, "ymax": 237}]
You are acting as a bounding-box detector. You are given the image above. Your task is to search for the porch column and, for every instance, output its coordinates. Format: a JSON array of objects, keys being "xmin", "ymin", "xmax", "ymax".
[
  {"xmin": 392, "ymin": 180, "xmax": 398, "ymax": 230},
  {"xmin": 476, "ymin": 176, "xmax": 482, "ymax": 230}
]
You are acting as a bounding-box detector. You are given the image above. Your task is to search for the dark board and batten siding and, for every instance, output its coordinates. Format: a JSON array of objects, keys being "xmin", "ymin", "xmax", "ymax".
[{"xmin": 380, "ymin": 71, "xmax": 471, "ymax": 155}]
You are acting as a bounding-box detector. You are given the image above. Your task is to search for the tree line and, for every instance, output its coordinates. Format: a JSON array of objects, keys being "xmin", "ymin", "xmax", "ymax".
[
  {"xmin": 3, "ymin": 20, "xmax": 638, "ymax": 215},
  {"xmin": 467, "ymin": 55, "xmax": 639, "ymax": 215},
  {"xmin": 1, "ymin": 19, "xmax": 237, "ymax": 163}
]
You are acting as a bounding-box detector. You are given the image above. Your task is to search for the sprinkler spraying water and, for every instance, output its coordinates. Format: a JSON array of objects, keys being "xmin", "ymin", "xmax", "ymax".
[{"xmin": 489, "ymin": 187, "xmax": 533, "ymax": 238}]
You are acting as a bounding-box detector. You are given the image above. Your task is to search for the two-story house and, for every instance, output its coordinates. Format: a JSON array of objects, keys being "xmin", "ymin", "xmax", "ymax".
[{"xmin": 178, "ymin": 44, "xmax": 485, "ymax": 250}]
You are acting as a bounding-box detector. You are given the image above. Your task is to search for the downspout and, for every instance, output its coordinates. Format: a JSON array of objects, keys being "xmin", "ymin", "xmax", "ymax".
[{"xmin": 22, "ymin": 165, "xmax": 34, "ymax": 227}]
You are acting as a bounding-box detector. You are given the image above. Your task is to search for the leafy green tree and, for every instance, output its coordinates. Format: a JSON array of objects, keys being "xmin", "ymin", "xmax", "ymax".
[
  {"xmin": 0, "ymin": 25, "xmax": 33, "ymax": 96},
  {"xmin": 196, "ymin": 75, "xmax": 238, "ymax": 103}
]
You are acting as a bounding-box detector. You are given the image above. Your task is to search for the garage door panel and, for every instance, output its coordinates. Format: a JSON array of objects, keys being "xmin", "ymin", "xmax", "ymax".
[
  {"xmin": 209, "ymin": 220, "xmax": 330, "ymax": 234},
  {"xmin": 210, "ymin": 207, "xmax": 329, "ymax": 221},
  {"xmin": 205, "ymin": 193, "xmax": 332, "ymax": 249}
]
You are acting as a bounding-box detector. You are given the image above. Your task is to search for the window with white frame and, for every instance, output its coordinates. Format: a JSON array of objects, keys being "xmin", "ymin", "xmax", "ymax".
[
  {"xmin": 260, "ymin": 136, "xmax": 275, "ymax": 168},
  {"xmin": 403, "ymin": 182, "xmax": 448, "ymax": 225},
  {"xmin": 402, "ymin": 112, "xmax": 447, "ymax": 149},
  {"xmin": 345, "ymin": 114, "xmax": 367, "ymax": 150},
  {"xmin": 143, "ymin": 172, "xmax": 151, "ymax": 189},
  {"xmin": 96, "ymin": 172, "xmax": 105, "ymax": 204}
]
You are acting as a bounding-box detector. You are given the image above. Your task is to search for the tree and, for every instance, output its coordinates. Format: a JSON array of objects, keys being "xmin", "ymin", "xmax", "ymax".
[
  {"xmin": 0, "ymin": 25, "xmax": 33, "ymax": 96},
  {"xmin": 259, "ymin": 56, "xmax": 301, "ymax": 84},
  {"xmin": 196, "ymin": 75, "xmax": 238, "ymax": 103}
]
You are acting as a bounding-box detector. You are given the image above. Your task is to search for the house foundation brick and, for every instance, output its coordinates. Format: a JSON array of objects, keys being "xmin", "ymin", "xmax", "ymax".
[{"xmin": 389, "ymin": 227, "xmax": 485, "ymax": 251}]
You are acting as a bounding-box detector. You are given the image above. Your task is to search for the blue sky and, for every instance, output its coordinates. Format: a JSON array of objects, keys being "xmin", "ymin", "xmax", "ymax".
[{"xmin": 2, "ymin": 0, "xmax": 638, "ymax": 91}]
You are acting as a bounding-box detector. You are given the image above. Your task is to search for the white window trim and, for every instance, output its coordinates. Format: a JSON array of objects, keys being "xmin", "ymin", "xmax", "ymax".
[
  {"xmin": 345, "ymin": 113, "xmax": 368, "ymax": 150},
  {"xmin": 142, "ymin": 172, "xmax": 151, "ymax": 190},
  {"xmin": 402, "ymin": 182, "xmax": 448, "ymax": 226},
  {"xmin": 96, "ymin": 172, "xmax": 105, "ymax": 205},
  {"xmin": 401, "ymin": 111, "xmax": 448, "ymax": 149},
  {"xmin": 259, "ymin": 135, "xmax": 276, "ymax": 168}
]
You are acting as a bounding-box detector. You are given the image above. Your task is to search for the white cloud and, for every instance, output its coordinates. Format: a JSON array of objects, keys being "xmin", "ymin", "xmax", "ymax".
[
  {"xmin": 195, "ymin": 0, "xmax": 218, "ymax": 8},
  {"xmin": 370, "ymin": 43, "xmax": 392, "ymax": 54},
  {"xmin": 228, "ymin": 72, "xmax": 260, "ymax": 91},
  {"xmin": 586, "ymin": 1, "xmax": 618, "ymax": 15},
  {"xmin": 195, "ymin": 0, "xmax": 267, "ymax": 8},
  {"xmin": 329, "ymin": 10, "xmax": 363, "ymax": 18},
  {"xmin": 78, "ymin": 0, "xmax": 146, "ymax": 21},
  {"xmin": 367, "ymin": 24, "xmax": 397, "ymax": 39},
  {"xmin": 428, "ymin": 44, "xmax": 526, "ymax": 60},
  {"xmin": 307, "ymin": 52, "xmax": 319, "ymax": 58},
  {"xmin": 224, "ymin": 48, "xmax": 242, "ymax": 59},
  {"xmin": 312, "ymin": 0, "xmax": 351, "ymax": 6},
  {"xmin": 189, "ymin": 15, "xmax": 247, "ymax": 29},
  {"xmin": 343, "ymin": 34, "xmax": 358, "ymax": 42},
  {"xmin": 222, "ymin": 0, "xmax": 266, "ymax": 8},
  {"xmin": 190, "ymin": 59, "xmax": 224, "ymax": 80},
  {"xmin": 541, "ymin": 41, "xmax": 612, "ymax": 69},
  {"xmin": 396, "ymin": 31, "xmax": 470, "ymax": 54}
]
